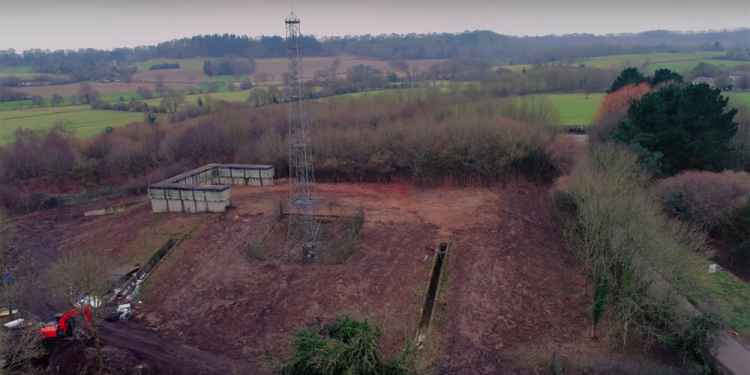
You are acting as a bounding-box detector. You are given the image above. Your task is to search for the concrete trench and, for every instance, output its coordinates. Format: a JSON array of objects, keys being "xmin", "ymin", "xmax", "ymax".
[{"xmin": 416, "ymin": 242, "xmax": 449, "ymax": 348}]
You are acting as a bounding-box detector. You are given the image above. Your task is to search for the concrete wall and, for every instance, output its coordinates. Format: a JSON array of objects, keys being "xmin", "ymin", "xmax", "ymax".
[{"xmin": 148, "ymin": 164, "xmax": 274, "ymax": 213}]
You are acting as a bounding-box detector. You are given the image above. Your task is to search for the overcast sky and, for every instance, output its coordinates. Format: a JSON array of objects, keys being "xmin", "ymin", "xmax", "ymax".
[{"xmin": 1, "ymin": 0, "xmax": 749, "ymax": 50}]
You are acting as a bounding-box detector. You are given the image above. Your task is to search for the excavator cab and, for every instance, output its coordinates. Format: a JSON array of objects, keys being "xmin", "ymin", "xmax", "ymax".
[{"xmin": 39, "ymin": 305, "xmax": 93, "ymax": 340}]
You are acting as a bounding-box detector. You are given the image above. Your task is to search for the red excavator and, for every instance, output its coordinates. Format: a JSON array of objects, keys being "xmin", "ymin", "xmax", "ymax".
[{"xmin": 39, "ymin": 304, "xmax": 93, "ymax": 340}]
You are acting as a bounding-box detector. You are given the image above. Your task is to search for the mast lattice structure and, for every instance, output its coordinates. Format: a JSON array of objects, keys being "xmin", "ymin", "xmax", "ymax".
[{"xmin": 285, "ymin": 12, "xmax": 319, "ymax": 262}]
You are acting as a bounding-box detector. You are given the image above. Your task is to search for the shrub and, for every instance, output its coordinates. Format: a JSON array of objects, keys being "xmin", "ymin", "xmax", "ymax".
[
  {"xmin": 546, "ymin": 136, "xmax": 584, "ymax": 176},
  {"xmin": 721, "ymin": 202, "xmax": 750, "ymax": 246},
  {"xmin": 732, "ymin": 240, "xmax": 750, "ymax": 270},
  {"xmin": 655, "ymin": 171, "xmax": 750, "ymax": 231},
  {"xmin": 280, "ymin": 315, "xmax": 412, "ymax": 375}
]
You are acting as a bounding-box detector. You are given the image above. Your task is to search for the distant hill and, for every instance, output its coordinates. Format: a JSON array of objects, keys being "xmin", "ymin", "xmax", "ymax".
[{"xmin": 1, "ymin": 29, "xmax": 750, "ymax": 79}]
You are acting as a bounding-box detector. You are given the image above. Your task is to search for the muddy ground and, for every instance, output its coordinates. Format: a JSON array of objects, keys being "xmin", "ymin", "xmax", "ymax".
[{"xmin": 6, "ymin": 181, "xmax": 684, "ymax": 374}]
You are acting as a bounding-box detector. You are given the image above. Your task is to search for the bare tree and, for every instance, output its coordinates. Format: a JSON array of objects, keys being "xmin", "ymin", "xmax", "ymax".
[
  {"xmin": 160, "ymin": 90, "xmax": 185, "ymax": 115},
  {"xmin": 50, "ymin": 93, "xmax": 64, "ymax": 106},
  {"xmin": 136, "ymin": 86, "xmax": 154, "ymax": 100},
  {"xmin": 154, "ymin": 74, "xmax": 167, "ymax": 97},
  {"xmin": 77, "ymin": 83, "xmax": 100, "ymax": 105},
  {"xmin": 0, "ymin": 326, "xmax": 44, "ymax": 374},
  {"xmin": 47, "ymin": 251, "xmax": 112, "ymax": 373}
]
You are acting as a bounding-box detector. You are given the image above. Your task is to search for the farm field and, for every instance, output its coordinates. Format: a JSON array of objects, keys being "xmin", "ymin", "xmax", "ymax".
[
  {"xmin": 0, "ymin": 106, "xmax": 142, "ymax": 142},
  {"xmin": 135, "ymin": 55, "xmax": 445, "ymax": 85},
  {"xmin": 577, "ymin": 51, "xmax": 748, "ymax": 73},
  {"xmin": 501, "ymin": 52, "xmax": 749, "ymax": 74}
]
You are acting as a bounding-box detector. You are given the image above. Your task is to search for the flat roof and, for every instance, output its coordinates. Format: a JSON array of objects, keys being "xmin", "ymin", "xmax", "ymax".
[{"xmin": 149, "ymin": 163, "xmax": 274, "ymax": 190}]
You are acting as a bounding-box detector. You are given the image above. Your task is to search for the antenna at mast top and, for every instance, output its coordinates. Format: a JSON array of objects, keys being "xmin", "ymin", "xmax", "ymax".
[{"xmin": 285, "ymin": 12, "xmax": 300, "ymax": 24}]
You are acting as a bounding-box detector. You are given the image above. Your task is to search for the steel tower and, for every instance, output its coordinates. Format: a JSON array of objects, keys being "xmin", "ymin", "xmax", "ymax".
[{"xmin": 285, "ymin": 12, "xmax": 319, "ymax": 262}]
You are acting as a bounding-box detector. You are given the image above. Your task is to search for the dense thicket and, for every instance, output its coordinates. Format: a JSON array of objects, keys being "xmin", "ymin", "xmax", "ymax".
[
  {"xmin": 202, "ymin": 58, "xmax": 256, "ymax": 76},
  {"xmin": 656, "ymin": 171, "xmax": 750, "ymax": 231},
  {"xmin": 0, "ymin": 90, "xmax": 559, "ymax": 212},
  {"xmin": 554, "ymin": 146, "xmax": 719, "ymax": 370}
]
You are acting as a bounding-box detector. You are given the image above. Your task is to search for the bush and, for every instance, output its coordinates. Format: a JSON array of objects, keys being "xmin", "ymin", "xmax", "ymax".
[
  {"xmin": 655, "ymin": 171, "xmax": 750, "ymax": 231},
  {"xmin": 721, "ymin": 202, "xmax": 750, "ymax": 246},
  {"xmin": 280, "ymin": 315, "xmax": 412, "ymax": 375},
  {"xmin": 732, "ymin": 240, "xmax": 750, "ymax": 270},
  {"xmin": 149, "ymin": 63, "xmax": 180, "ymax": 70}
]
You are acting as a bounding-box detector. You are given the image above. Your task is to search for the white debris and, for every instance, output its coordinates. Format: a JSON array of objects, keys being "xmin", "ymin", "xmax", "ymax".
[
  {"xmin": 117, "ymin": 304, "xmax": 132, "ymax": 320},
  {"xmin": 708, "ymin": 264, "xmax": 719, "ymax": 273},
  {"xmin": 3, "ymin": 318, "xmax": 25, "ymax": 329},
  {"xmin": 79, "ymin": 295, "xmax": 103, "ymax": 308}
]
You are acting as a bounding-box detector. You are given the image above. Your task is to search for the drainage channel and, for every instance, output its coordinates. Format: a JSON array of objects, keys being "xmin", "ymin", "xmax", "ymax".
[
  {"xmin": 416, "ymin": 241, "xmax": 449, "ymax": 348},
  {"xmin": 109, "ymin": 237, "xmax": 182, "ymax": 304}
]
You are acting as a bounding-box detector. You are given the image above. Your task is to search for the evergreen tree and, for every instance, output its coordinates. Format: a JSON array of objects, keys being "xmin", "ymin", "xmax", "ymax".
[
  {"xmin": 608, "ymin": 67, "xmax": 647, "ymax": 93},
  {"xmin": 614, "ymin": 83, "xmax": 738, "ymax": 175},
  {"xmin": 650, "ymin": 68, "xmax": 683, "ymax": 86}
]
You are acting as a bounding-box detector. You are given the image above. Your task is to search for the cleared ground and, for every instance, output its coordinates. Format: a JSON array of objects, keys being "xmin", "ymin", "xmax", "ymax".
[{"xmin": 6, "ymin": 180, "xmax": 685, "ymax": 374}]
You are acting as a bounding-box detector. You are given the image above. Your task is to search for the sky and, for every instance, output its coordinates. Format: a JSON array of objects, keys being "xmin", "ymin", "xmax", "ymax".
[{"xmin": 0, "ymin": 0, "xmax": 749, "ymax": 50}]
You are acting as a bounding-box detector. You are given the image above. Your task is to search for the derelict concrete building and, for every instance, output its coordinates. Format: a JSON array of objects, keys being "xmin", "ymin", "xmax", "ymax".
[{"xmin": 148, "ymin": 163, "xmax": 274, "ymax": 213}]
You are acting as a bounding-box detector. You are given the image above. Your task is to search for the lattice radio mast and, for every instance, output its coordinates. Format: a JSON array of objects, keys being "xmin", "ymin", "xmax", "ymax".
[{"xmin": 285, "ymin": 12, "xmax": 319, "ymax": 261}]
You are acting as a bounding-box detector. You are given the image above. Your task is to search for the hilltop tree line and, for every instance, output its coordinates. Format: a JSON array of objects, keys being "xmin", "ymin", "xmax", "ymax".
[{"xmin": 3, "ymin": 29, "xmax": 750, "ymax": 82}]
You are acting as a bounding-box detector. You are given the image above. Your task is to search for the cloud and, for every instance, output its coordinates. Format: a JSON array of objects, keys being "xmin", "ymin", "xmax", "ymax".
[{"xmin": 2, "ymin": 0, "xmax": 749, "ymax": 50}]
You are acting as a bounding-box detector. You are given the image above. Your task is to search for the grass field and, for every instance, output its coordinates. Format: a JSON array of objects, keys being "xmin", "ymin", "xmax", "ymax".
[
  {"xmin": 0, "ymin": 106, "xmax": 142, "ymax": 143},
  {"xmin": 728, "ymin": 92, "xmax": 750, "ymax": 108},
  {"xmin": 143, "ymin": 89, "xmax": 253, "ymax": 107},
  {"xmin": 533, "ymin": 93, "xmax": 605, "ymax": 126},
  {"xmin": 0, "ymin": 65, "xmax": 34, "ymax": 75},
  {"xmin": 537, "ymin": 91, "xmax": 750, "ymax": 126}
]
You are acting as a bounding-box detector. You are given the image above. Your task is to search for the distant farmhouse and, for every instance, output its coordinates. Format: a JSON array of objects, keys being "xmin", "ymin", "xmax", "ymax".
[{"xmin": 691, "ymin": 76, "xmax": 716, "ymax": 87}]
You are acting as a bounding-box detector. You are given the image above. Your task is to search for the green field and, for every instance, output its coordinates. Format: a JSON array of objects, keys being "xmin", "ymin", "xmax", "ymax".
[
  {"xmin": 0, "ymin": 100, "xmax": 34, "ymax": 111},
  {"xmin": 0, "ymin": 106, "xmax": 142, "ymax": 143},
  {"xmin": 728, "ymin": 92, "xmax": 750, "ymax": 108},
  {"xmin": 143, "ymin": 89, "xmax": 253, "ymax": 107},
  {"xmin": 533, "ymin": 93, "xmax": 605, "ymax": 126},
  {"xmin": 535, "ymin": 91, "xmax": 750, "ymax": 126},
  {"xmin": 0, "ymin": 65, "xmax": 34, "ymax": 75}
]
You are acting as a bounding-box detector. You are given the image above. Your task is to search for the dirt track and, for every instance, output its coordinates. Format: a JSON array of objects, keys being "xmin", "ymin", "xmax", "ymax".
[{"xmin": 100, "ymin": 321, "xmax": 254, "ymax": 375}]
